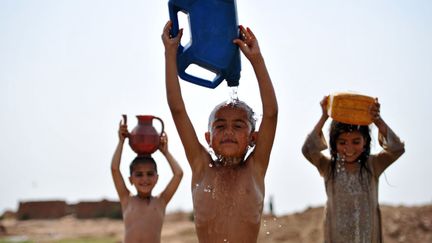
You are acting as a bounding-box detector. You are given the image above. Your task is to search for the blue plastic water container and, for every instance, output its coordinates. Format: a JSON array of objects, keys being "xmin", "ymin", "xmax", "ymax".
[{"xmin": 168, "ymin": 0, "xmax": 241, "ymax": 88}]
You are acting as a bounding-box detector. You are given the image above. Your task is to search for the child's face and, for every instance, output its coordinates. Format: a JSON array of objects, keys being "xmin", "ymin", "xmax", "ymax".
[
  {"xmin": 336, "ymin": 131, "xmax": 366, "ymax": 163},
  {"xmin": 129, "ymin": 163, "xmax": 158, "ymax": 197},
  {"xmin": 206, "ymin": 106, "xmax": 256, "ymax": 162}
]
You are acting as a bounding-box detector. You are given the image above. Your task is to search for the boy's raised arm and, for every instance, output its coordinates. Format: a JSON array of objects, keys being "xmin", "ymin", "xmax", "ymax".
[
  {"xmin": 162, "ymin": 21, "xmax": 207, "ymax": 172},
  {"xmin": 158, "ymin": 133, "xmax": 183, "ymax": 204},
  {"xmin": 111, "ymin": 121, "xmax": 131, "ymax": 205},
  {"xmin": 234, "ymin": 26, "xmax": 278, "ymax": 175}
]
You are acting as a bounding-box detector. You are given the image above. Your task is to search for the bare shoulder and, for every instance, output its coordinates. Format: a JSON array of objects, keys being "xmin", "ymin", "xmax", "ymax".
[
  {"xmin": 152, "ymin": 195, "xmax": 169, "ymax": 207},
  {"xmin": 119, "ymin": 194, "xmax": 132, "ymax": 210},
  {"xmin": 123, "ymin": 196, "xmax": 168, "ymax": 215},
  {"xmin": 246, "ymin": 150, "xmax": 268, "ymax": 180},
  {"xmin": 190, "ymin": 151, "xmax": 214, "ymax": 183}
]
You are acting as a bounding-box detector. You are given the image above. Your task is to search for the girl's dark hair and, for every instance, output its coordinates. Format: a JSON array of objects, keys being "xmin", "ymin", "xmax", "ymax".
[
  {"xmin": 129, "ymin": 156, "xmax": 157, "ymax": 175},
  {"xmin": 328, "ymin": 120, "xmax": 371, "ymax": 179}
]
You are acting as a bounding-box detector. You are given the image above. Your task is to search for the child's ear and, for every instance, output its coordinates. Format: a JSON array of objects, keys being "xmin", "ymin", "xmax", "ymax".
[
  {"xmin": 205, "ymin": 131, "xmax": 211, "ymax": 145},
  {"xmin": 249, "ymin": 131, "xmax": 258, "ymax": 147}
]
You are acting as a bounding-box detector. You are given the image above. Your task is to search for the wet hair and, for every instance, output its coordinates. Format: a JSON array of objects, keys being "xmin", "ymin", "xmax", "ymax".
[
  {"xmin": 208, "ymin": 100, "xmax": 256, "ymax": 132},
  {"xmin": 129, "ymin": 156, "xmax": 157, "ymax": 175},
  {"xmin": 328, "ymin": 120, "xmax": 371, "ymax": 179}
]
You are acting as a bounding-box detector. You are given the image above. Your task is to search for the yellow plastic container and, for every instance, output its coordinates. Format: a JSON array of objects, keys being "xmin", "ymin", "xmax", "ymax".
[{"xmin": 327, "ymin": 92, "xmax": 376, "ymax": 125}]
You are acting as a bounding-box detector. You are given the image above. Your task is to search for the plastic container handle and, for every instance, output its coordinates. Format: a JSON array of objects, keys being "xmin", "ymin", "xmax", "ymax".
[
  {"xmin": 178, "ymin": 70, "xmax": 225, "ymax": 88},
  {"xmin": 169, "ymin": 3, "xmax": 224, "ymax": 88},
  {"xmin": 168, "ymin": 3, "xmax": 184, "ymax": 53},
  {"xmin": 168, "ymin": 1, "xmax": 237, "ymax": 88}
]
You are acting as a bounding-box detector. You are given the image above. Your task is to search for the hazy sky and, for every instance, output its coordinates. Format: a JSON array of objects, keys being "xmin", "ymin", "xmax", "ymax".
[{"xmin": 1, "ymin": 0, "xmax": 431, "ymax": 216}]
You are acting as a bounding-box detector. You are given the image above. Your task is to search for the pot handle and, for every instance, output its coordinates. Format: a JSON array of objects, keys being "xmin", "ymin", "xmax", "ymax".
[
  {"xmin": 152, "ymin": 116, "xmax": 165, "ymax": 136},
  {"xmin": 122, "ymin": 114, "xmax": 127, "ymax": 125},
  {"xmin": 121, "ymin": 114, "xmax": 131, "ymax": 138}
]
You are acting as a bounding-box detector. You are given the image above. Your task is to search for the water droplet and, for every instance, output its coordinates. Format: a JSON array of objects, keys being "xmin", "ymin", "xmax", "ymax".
[
  {"xmin": 266, "ymin": 231, "xmax": 270, "ymax": 235},
  {"xmin": 278, "ymin": 224, "xmax": 282, "ymax": 228},
  {"xmin": 204, "ymin": 185, "xmax": 214, "ymax": 193},
  {"xmin": 209, "ymin": 163, "xmax": 213, "ymax": 167}
]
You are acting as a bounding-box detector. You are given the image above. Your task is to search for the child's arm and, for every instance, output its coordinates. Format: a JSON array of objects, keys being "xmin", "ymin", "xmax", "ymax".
[
  {"xmin": 370, "ymin": 99, "xmax": 405, "ymax": 175},
  {"xmin": 161, "ymin": 21, "xmax": 208, "ymax": 174},
  {"xmin": 158, "ymin": 133, "xmax": 183, "ymax": 205},
  {"xmin": 111, "ymin": 121, "xmax": 131, "ymax": 206},
  {"xmin": 312, "ymin": 96, "xmax": 330, "ymax": 135},
  {"xmin": 233, "ymin": 26, "xmax": 278, "ymax": 176},
  {"xmin": 370, "ymin": 98, "xmax": 387, "ymax": 136},
  {"xmin": 301, "ymin": 96, "xmax": 331, "ymax": 175}
]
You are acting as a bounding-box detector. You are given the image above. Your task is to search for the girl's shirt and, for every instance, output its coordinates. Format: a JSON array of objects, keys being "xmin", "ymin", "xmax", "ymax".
[{"xmin": 332, "ymin": 162, "xmax": 372, "ymax": 242}]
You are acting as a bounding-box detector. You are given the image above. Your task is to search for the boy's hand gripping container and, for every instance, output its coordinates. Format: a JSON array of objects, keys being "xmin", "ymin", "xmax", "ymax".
[
  {"xmin": 168, "ymin": 0, "xmax": 241, "ymax": 88},
  {"xmin": 327, "ymin": 92, "xmax": 376, "ymax": 125}
]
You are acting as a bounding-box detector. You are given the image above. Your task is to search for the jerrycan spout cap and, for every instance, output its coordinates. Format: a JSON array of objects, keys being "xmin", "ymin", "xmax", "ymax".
[
  {"xmin": 225, "ymin": 64, "xmax": 241, "ymax": 87},
  {"xmin": 226, "ymin": 77, "xmax": 240, "ymax": 87}
]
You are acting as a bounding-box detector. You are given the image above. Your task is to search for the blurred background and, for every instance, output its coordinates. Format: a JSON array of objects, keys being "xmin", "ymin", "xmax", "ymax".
[{"xmin": 1, "ymin": 0, "xmax": 431, "ymax": 217}]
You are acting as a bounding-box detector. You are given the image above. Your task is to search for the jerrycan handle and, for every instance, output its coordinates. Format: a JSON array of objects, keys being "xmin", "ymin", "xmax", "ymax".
[
  {"xmin": 178, "ymin": 69, "xmax": 225, "ymax": 89},
  {"xmin": 168, "ymin": 5, "xmax": 225, "ymax": 88},
  {"xmin": 168, "ymin": 3, "xmax": 184, "ymax": 53},
  {"xmin": 151, "ymin": 116, "xmax": 165, "ymax": 137},
  {"xmin": 168, "ymin": 1, "xmax": 237, "ymax": 88}
]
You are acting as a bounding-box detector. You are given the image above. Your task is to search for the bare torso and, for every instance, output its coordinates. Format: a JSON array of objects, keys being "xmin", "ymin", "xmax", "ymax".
[
  {"xmin": 122, "ymin": 196, "xmax": 165, "ymax": 243},
  {"xmin": 192, "ymin": 159, "xmax": 264, "ymax": 243}
]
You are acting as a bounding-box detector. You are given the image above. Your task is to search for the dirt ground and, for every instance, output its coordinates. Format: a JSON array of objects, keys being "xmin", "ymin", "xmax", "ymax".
[{"xmin": 1, "ymin": 204, "xmax": 431, "ymax": 243}]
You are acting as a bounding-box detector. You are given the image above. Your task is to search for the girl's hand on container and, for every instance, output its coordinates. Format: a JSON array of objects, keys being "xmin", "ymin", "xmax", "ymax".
[
  {"xmin": 320, "ymin": 96, "xmax": 329, "ymax": 119},
  {"xmin": 370, "ymin": 98, "xmax": 382, "ymax": 122}
]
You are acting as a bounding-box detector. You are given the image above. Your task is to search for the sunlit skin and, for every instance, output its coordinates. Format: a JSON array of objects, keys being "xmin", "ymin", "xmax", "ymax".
[
  {"xmin": 129, "ymin": 163, "xmax": 158, "ymax": 198},
  {"xmin": 205, "ymin": 106, "xmax": 256, "ymax": 165},
  {"xmin": 111, "ymin": 122, "xmax": 183, "ymax": 243},
  {"xmin": 336, "ymin": 131, "xmax": 366, "ymax": 163},
  {"xmin": 335, "ymin": 131, "xmax": 366, "ymax": 172},
  {"xmin": 163, "ymin": 20, "xmax": 278, "ymax": 242}
]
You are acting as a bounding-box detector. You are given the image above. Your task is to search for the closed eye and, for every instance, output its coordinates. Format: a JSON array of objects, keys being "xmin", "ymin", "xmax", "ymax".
[{"xmin": 146, "ymin": 171, "xmax": 156, "ymax": 177}]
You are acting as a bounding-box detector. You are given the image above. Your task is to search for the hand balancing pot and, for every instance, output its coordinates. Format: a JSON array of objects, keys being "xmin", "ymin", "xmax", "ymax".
[{"xmin": 127, "ymin": 115, "xmax": 165, "ymax": 156}]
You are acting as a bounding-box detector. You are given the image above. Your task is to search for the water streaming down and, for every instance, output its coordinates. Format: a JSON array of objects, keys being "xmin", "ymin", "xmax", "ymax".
[
  {"xmin": 229, "ymin": 86, "xmax": 239, "ymax": 103},
  {"xmin": 197, "ymin": 86, "xmax": 273, "ymax": 242}
]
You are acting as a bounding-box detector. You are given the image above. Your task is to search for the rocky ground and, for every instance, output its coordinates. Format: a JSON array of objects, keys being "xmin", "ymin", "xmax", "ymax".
[{"xmin": 0, "ymin": 204, "xmax": 431, "ymax": 243}]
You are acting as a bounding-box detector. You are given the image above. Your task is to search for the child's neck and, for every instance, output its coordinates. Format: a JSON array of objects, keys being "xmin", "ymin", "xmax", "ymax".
[
  {"xmin": 137, "ymin": 193, "xmax": 152, "ymax": 201},
  {"xmin": 213, "ymin": 155, "xmax": 245, "ymax": 167}
]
